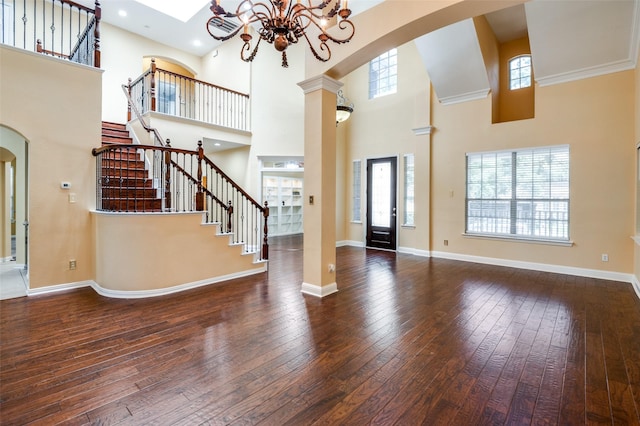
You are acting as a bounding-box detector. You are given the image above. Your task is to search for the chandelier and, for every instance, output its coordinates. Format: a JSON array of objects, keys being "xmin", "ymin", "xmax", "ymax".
[
  {"xmin": 336, "ymin": 89, "xmax": 353, "ymax": 123},
  {"xmin": 206, "ymin": 0, "xmax": 355, "ymax": 68}
]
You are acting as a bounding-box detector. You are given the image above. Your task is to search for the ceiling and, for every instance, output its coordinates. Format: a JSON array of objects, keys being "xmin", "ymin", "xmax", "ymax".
[
  {"xmin": 83, "ymin": 0, "xmax": 639, "ymax": 105},
  {"xmin": 77, "ymin": 0, "xmax": 383, "ymax": 56}
]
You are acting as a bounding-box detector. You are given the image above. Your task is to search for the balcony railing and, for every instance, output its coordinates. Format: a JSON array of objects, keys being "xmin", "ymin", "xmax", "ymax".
[
  {"xmin": 1, "ymin": 0, "xmax": 101, "ymax": 67},
  {"xmin": 128, "ymin": 58, "xmax": 250, "ymax": 132}
]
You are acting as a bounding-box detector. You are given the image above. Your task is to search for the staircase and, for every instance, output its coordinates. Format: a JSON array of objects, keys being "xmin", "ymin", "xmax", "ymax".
[{"xmin": 99, "ymin": 122, "xmax": 161, "ymax": 211}]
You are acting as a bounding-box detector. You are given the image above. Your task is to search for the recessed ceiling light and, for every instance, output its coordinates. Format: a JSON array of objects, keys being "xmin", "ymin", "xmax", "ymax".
[
  {"xmin": 118, "ymin": 10, "xmax": 127, "ymax": 17},
  {"xmin": 193, "ymin": 40, "xmax": 202, "ymax": 47},
  {"xmin": 214, "ymin": 143, "xmax": 221, "ymax": 146}
]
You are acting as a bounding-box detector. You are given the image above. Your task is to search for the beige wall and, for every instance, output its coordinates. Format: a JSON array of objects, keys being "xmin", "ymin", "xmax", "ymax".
[
  {"xmin": 431, "ymin": 70, "xmax": 635, "ymax": 273},
  {"xmin": 93, "ymin": 212, "xmax": 262, "ymax": 292},
  {"xmin": 101, "ymin": 23, "xmax": 204, "ymax": 123},
  {"xmin": 0, "ymin": 45, "xmax": 102, "ymax": 288},
  {"xmin": 340, "ymin": 41, "xmax": 431, "ymax": 252}
]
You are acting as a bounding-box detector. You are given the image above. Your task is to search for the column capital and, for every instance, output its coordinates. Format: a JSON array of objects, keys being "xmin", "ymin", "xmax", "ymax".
[{"xmin": 298, "ymin": 75, "xmax": 343, "ymax": 95}]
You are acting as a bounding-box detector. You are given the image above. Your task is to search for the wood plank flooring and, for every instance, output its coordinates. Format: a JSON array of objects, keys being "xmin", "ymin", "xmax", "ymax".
[{"xmin": 1, "ymin": 234, "xmax": 639, "ymax": 425}]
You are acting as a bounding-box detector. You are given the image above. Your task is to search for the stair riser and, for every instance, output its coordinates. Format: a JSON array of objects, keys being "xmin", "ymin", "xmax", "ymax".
[
  {"xmin": 101, "ymin": 178, "xmax": 154, "ymax": 188},
  {"xmin": 101, "ymin": 159, "xmax": 146, "ymax": 169},
  {"xmin": 101, "ymin": 188, "xmax": 158, "ymax": 198},
  {"xmin": 102, "ymin": 152, "xmax": 141, "ymax": 160},
  {"xmin": 101, "ymin": 199, "xmax": 162, "ymax": 211},
  {"xmin": 102, "ymin": 136, "xmax": 133, "ymax": 144},
  {"xmin": 101, "ymin": 169, "xmax": 149, "ymax": 178}
]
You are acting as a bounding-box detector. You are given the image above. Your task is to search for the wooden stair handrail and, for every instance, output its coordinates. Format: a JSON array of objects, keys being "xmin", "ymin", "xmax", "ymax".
[
  {"xmin": 93, "ymin": 143, "xmax": 265, "ymax": 214},
  {"xmin": 121, "ymin": 83, "xmax": 165, "ymax": 147},
  {"xmin": 201, "ymin": 154, "xmax": 263, "ymax": 212},
  {"xmin": 170, "ymin": 160, "xmax": 229, "ymax": 211},
  {"xmin": 155, "ymin": 67, "xmax": 250, "ymax": 98}
]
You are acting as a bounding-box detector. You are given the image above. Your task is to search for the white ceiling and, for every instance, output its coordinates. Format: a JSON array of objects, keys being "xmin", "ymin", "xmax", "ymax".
[
  {"xmin": 81, "ymin": 0, "xmax": 383, "ymax": 56},
  {"xmin": 85, "ymin": 0, "xmax": 639, "ymax": 102}
]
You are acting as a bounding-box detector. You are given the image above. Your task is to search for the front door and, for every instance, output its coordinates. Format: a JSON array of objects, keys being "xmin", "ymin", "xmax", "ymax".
[{"xmin": 366, "ymin": 157, "xmax": 397, "ymax": 250}]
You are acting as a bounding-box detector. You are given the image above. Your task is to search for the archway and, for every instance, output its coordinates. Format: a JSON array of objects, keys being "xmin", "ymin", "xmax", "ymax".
[{"xmin": 0, "ymin": 125, "xmax": 29, "ymax": 299}]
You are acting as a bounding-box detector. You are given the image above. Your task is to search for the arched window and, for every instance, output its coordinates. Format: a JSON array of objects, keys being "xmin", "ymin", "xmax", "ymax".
[{"xmin": 509, "ymin": 55, "xmax": 532, "ymax": 90}]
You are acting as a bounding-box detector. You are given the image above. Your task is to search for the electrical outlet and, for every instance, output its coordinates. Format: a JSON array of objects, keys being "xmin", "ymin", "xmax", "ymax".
[
  {"xmin": 601, "ymin": 254, "xmax": 609, "ymax": 262},
  {"xmin": 69, "ymin": 260, "xmax": 77, "ymax": 270}
]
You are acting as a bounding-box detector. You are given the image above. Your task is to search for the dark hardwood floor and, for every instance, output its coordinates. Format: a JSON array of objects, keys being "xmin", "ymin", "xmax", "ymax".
[{"xmin": 1, "ymin": 234, "xmax": 639, "ymax": 425}]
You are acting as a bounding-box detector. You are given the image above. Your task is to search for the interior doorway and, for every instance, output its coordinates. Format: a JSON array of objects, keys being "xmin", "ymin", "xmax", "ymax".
[
  {"xmin": 366, "ymin": 157, "xmax": 397, "ymax": 250},
  {"xmin": 0, "ymin": 126, "xmax": 29, "ymax": 299}
]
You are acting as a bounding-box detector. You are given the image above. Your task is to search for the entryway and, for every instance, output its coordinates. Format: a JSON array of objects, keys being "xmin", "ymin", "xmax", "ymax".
[{"xmin": 366, "ymin": 156, "xmax": 397, "ymax": 250}]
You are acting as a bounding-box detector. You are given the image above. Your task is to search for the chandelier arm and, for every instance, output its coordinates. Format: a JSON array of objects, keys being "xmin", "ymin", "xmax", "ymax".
[
  {"xmin": 241, "ymin": 36, "xmax": 262, "ymax": 62},
  {"xmin": 302, "ymin": 30, "xmax": 330, "ymax": 62},
  {"xmin": 323, "ymin": 18, "xmax": 355, "ymax": 44}
]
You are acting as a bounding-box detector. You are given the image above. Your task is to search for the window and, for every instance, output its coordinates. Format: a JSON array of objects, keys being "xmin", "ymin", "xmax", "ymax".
[
  {"xmin": 403, "ymin": 154, "xmax": 415, "ymax": 226},
  {"xmin": 352, "ymin": 160, "xmax": 361, "ymax": 222},
  {"xmin": 509, "ymin": 55, "xmax": 532, "ymax": 90},
  {"xmin": 466, "ymin": 145, "xmax": 569, "ymax": 241},
  {"xmin": 369, "ymin": 48, "xmax": 397, "ymax": 99}
]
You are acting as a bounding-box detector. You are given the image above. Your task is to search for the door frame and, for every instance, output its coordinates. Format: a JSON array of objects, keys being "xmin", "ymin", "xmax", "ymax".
[{"xmin": 365, "ymin": 155, "xmax": 399, "ymax": 251}]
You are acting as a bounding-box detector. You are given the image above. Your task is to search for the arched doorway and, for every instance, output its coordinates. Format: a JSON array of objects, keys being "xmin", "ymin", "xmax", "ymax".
[{"xmin": 0, "ymin": 126, "xmax": 28, "ymax": 299}]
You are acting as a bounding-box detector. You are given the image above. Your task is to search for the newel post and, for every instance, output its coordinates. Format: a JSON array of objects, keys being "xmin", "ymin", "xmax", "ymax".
[
  {"xmin": 195, "ymin": 141, "xmax": 204, "ymax": 211},
  {"xmin": 93, "ymin": 0, "xmax": 101, "ymax": 68},
  {"xmin": 262, "ymin": 201, "xmax": 269, "ymax": 260},
  {"xmin": 150, "ymin": 58, "xmax": 157, "ymax": 112},
  {"xmin": 164, "ymin": 139, "xmax": 172, "ymax": 210}
]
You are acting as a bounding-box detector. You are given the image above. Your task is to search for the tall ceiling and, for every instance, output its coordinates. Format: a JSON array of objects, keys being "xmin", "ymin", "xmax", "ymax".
[
  {"xmin": 416, "ymin": 0, "xmax": 639, "ymax": 103},
  {"xmin": 83, "ymin": 0, "xmax": 639, "ymax": 101}
]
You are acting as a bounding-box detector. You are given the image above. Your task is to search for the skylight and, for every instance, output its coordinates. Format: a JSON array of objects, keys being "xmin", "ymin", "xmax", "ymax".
[{"xmin": 133, "ymin": 0, "xmax": 209, "ymax": 23}]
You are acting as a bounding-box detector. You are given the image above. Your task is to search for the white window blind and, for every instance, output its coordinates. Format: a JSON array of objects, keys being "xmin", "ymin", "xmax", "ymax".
[
  {"xmin": 466, "ymin": 145, "xmax": 569, "ymax": 241},
  {"xmin": 404, "ymin": 154, "xmax": 415, "ymax": 226},
  {"xmin": 352, "ymin": 160, "xmax": 361, "ymax": 222}
]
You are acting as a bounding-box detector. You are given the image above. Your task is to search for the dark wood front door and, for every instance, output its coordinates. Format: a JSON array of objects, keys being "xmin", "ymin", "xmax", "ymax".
[{"xmin": 366, "ymin": 157, "xmax": 397, "ymax": 250}]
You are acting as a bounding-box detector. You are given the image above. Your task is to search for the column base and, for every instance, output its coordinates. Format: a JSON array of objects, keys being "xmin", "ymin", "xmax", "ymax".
[{"xmin": 300, "ymin": 282, "xmax": 338, "ymax": 298}]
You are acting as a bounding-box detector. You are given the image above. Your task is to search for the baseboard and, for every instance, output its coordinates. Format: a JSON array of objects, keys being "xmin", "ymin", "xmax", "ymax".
[
  {"xmin": 431, "ymin": 251, "xmax": 634, "ymax": 284},
  {"xmin": 301, "ymin": 282, "xmax": 338, "ymax": 297},
  {"xmin": 398, "ymin": 246, "xmax": 431, "ymax": 257},
  {"xmin": 336, "ymin": 240, "xmax": 364, "ymax": 248},
  {"xmin": 632, "ymin": 275, "xmax": 640, "ymax": 300},
  {"xmin": 27, "ymin": 265, "xmax": 267, "ymax": 299},
  {"xmin": 28, "ymin": 280, "xmax": 94, "ymax": 296}
]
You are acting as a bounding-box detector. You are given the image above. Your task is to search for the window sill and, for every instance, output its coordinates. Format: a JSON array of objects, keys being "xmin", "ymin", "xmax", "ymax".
[
  {"xmin": 401, "ymin": 224, "xmax": 416, "ymax": 229},
  {"xmin": 463, "ymin": 232, "xmax": 574, "ymax": 247},
  {"xmin": 351, "ymin": 221, "xmax": 362, "ymax": 225}
]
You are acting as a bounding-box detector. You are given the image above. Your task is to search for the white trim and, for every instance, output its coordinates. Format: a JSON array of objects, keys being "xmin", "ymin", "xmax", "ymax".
[
  {"xmin": 0, "ymin": 43, "xmax": 104, "ymax": 74},
  {"xmin": 27, "ymin": 266, "xmax": 267, "ymax": 299},
  {"xmin": 412, "ymin": 126, "xmax": 433, "ymax": 136},
  {"xmin": 535, "ymin": 59, "xmax": 636, "ymax": 87},
  {"xmin": 297, "ymin": 75, "xmax": 343, "ymax": 95},
  {"xmin": 28, "ymin": 280, "xmax": 94, "ymax": 296},
  {"xmin": 301, "ymin": 282, "xmax": 338, "ymax": 297},
  {"xmin": 337, "ymin": 240, "xmax": 364, "ymax": 248},
  {"xmin": 439, "ymin": 88, "xmax": 490, "ymax": 105},
  {"xmin": 632, "ymin": 275, "xmax": 640, "ymax": 300},
  {"xmin": 632, "ymin": 235, "xmax": 640, "ymax": 246},
  {"xmin": 463, "ymin": 233, "xmax": 574, "ymax": 247},
  {"xmin": 398, "ymin": 246, "xmax": 431, "ymax": 257},
  {"xmin": 431, "ymin": 251, "xmax": 634, "ymax": 284}
]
